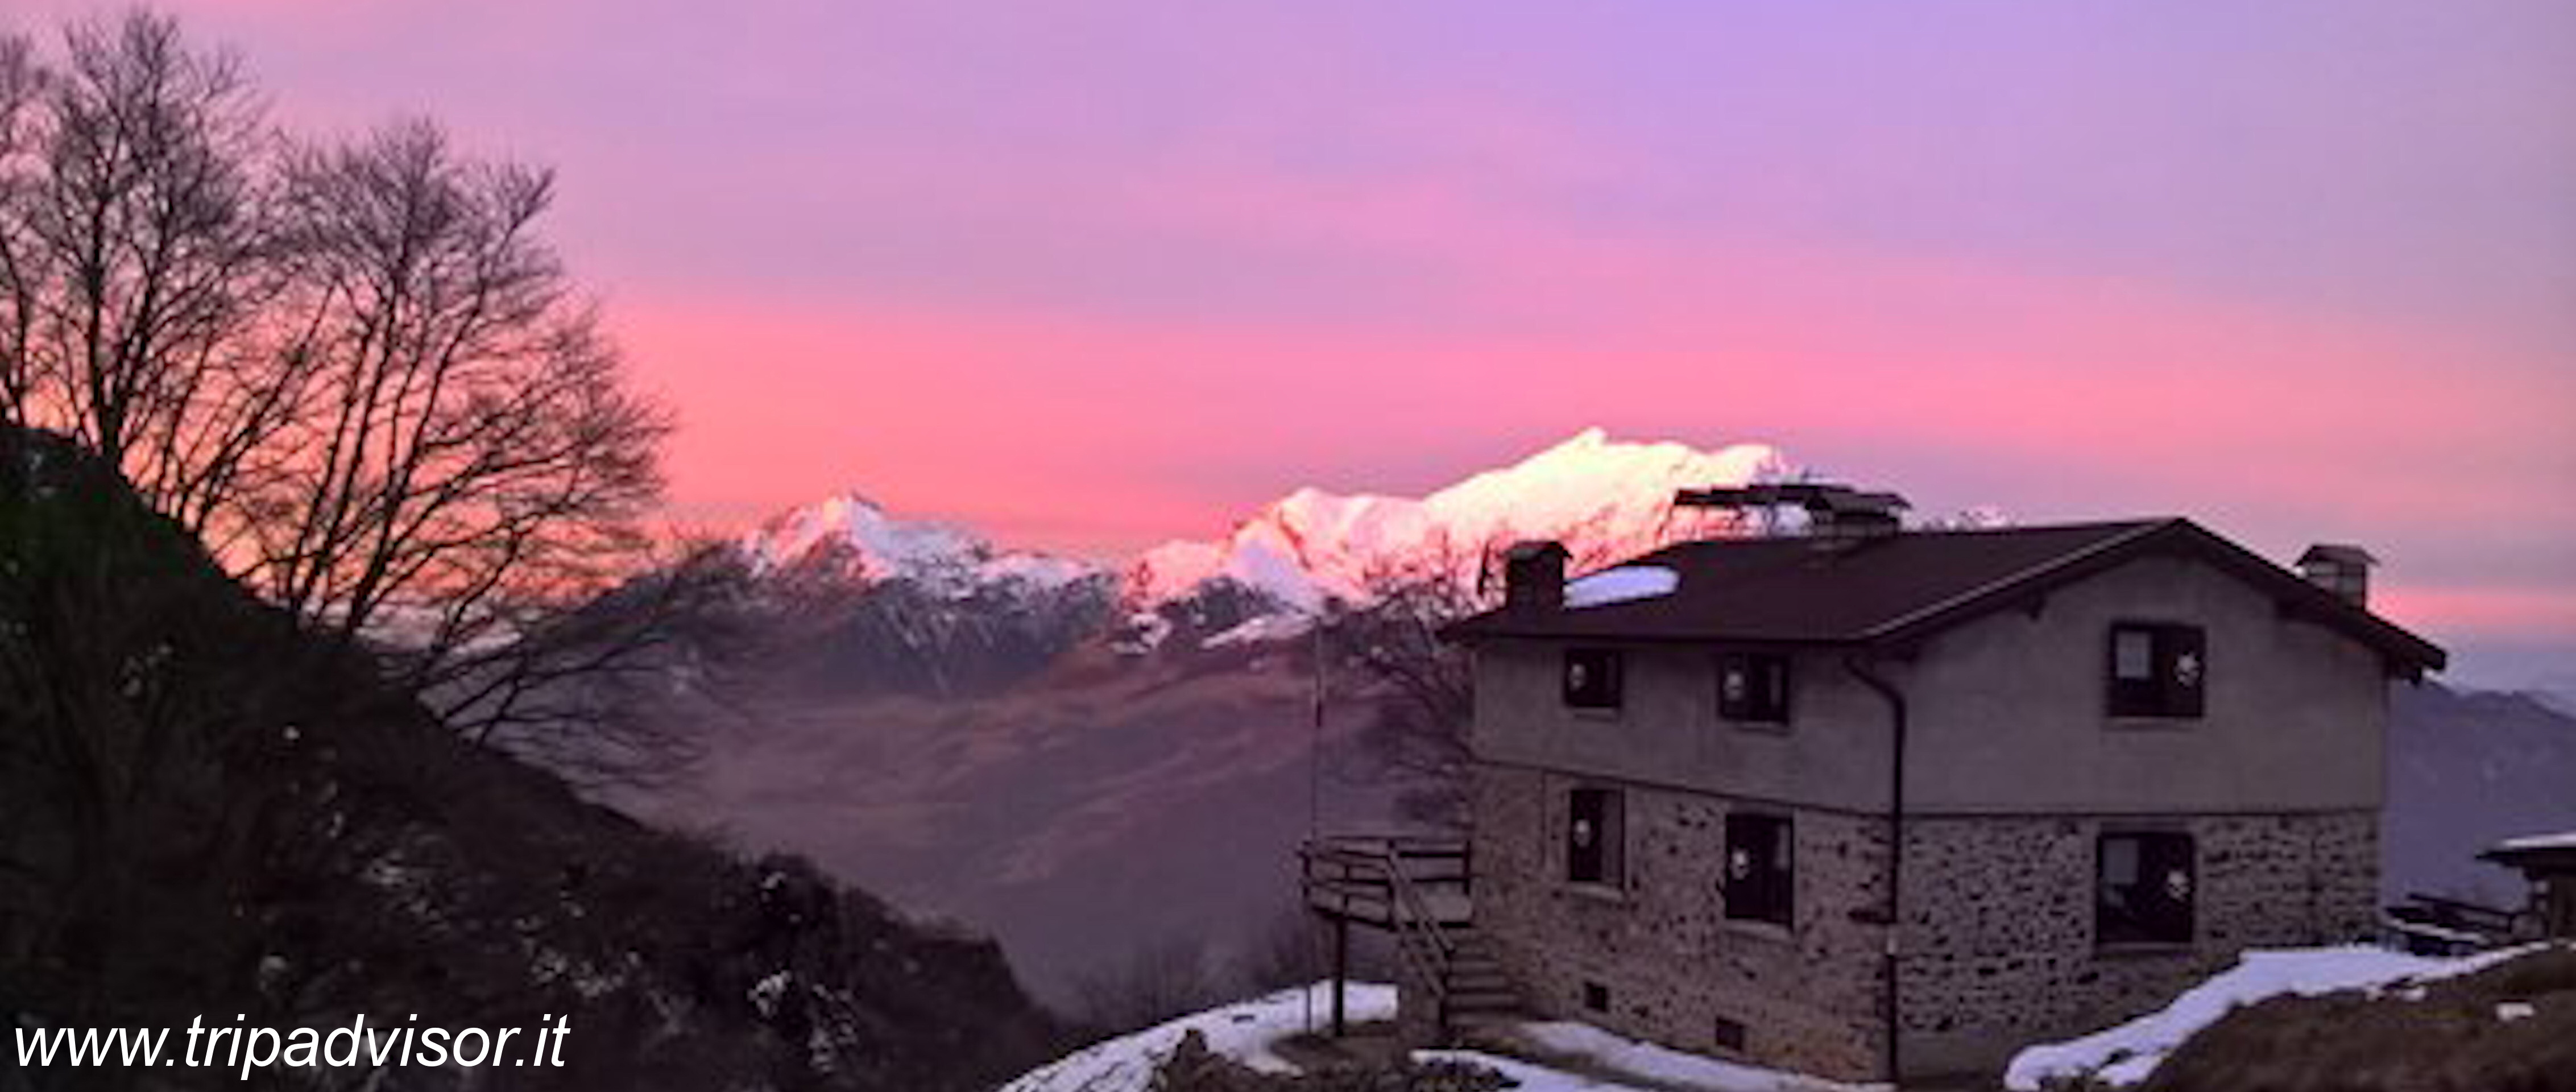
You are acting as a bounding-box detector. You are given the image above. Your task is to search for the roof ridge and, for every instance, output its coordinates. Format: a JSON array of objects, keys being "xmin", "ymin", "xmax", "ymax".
[{"xmin": 1856, "ymin": 519, "xmax": 2184, "ymax": 639}]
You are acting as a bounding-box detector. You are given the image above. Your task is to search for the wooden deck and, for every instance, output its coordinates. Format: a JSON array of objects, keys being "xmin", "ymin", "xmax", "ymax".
[
  {"xmin": 1298, "ymin": 833, "xmax": 1523, "ymax": 1039},
  {"xmin": 1299, "ymin": 834, "xmax": 1474, "ymax": 930}
]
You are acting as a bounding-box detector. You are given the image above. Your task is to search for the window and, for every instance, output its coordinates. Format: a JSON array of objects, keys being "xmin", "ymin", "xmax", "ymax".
[
  {"xmin": 1722, "ymin": 813, "xmax": 1794, "ymax": 926},
  {"xmin": 1563, "ymin": 648, "xmax": 1624, "ymax": 710},
  {"xmin": 1581, "ymin": 981, "xmax": 1610, "ymax": 1013},
  {"xmin": 2096, "ymin": 831, "xmax": 2196, "ymax": 945},
  {"xmin": 1566, "ymin": 787, "xmax": 1625, "ymax": 887},
  {"xmin": 2106, "ymin": 623, "xmax": 2206, "ymax": 718},
  {"xmin": 1711, "ymin": 1016, "xmax": 1747, "ymax": 1053},
  {"xmin": 1717, "ymin": 652, "xmax": 1791, "ymax": 725}
]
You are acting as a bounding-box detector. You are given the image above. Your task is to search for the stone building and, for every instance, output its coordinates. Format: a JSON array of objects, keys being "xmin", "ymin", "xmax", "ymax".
[{"xmin": 1420, "ymin": 494, "xmax": 2445, "ymax": 1082}]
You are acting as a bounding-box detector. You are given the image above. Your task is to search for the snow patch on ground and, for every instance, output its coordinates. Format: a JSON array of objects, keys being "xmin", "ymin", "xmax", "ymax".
[
  {"xmin": 1564, "ymin": 565, "xmax": 1679, "ymax": 609},
  {"xmin": 1508, "ymin": 1021, "xmax": 1881, "ymax": 1091},
  {"xmin": 997, "ymin": 983, "xmax": 1872, "ymax": 1092},
  {"xmin": 997, "ymin": 982, "xmax": 1394, "ymax": 1092},
  {"xmin": 2005, "ymin": 944, "xmax": 2539, "ymax": 1089}
]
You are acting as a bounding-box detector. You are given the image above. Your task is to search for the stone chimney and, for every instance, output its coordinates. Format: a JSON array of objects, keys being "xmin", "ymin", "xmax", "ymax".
[
  {"xmin": 2296, "ymin": 543, "xmax": 2376, "ymax": 607},
  {"xmin": 1503, "ymin": 540, "xmax": 1569, "ymax": 614}
]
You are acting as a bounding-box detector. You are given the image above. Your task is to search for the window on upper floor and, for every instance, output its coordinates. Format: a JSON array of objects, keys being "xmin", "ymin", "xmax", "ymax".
[
  {"xmin": 1717, "ymin": 652, "xmax": 1791, "ymax": 726},
  {"xmin": 1566, "ymin": 787, "xmax": 1626, "ymax": 887},
  {"xmin": 2106, "ymin": 622, "xmax": 2206, "ymax": 719},
  {"xmin": 1722, "ymin": 812, "xmax": 1794, "ymax": 927},
  {"xmin": 2096, "ymin": 830, "xmax": 2196, "ymax": 945},
  {"xmin": 1563, "ymin": 647, "xmax": 1624, "ymax": 710}
]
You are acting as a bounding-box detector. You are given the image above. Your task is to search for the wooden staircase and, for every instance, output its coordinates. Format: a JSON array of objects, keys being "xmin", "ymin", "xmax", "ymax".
[
  {"xmin": 1436, "ymin": 930, "xmax": 1523, "ymax": 1025},
  {"xmin": 1299, "ymin": 834, "xmax": 1527, "ymax": 1040}
]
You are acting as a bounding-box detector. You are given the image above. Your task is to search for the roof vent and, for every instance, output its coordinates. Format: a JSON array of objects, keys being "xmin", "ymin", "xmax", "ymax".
[
  {"xmin": 2296, "ymin": 543, "xmax": 2375, "ymax": 607},
  {"xmin": 1673, "ymin": 482, "xmax": 1910, "ymax": 540}
]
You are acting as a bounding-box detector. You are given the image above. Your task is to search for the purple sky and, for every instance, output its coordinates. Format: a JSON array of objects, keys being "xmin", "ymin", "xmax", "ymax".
[{"xmin": 16, "ymin": 1, "xmax": 2576, "ymax": 686}]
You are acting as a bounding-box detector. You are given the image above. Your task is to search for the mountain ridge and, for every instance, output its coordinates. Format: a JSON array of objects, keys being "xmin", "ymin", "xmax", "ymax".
[{"xmin": 733, "ymin": 428, "xmax": 1790, "ymax": 626}]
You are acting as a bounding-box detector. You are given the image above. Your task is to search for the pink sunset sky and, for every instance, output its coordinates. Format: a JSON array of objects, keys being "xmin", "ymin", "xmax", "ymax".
[{"xmin": 15, "ymin": 1, "xmax": 2574, "ymax": 686}]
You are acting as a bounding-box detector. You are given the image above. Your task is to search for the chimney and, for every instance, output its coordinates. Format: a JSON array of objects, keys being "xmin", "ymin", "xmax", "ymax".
[
  {"xmin": 2296, "ymin": 543, "xmax": 2376, "ymax": 607},
  {"xmin": 1503, "ymin": 540, "xmax": 1569, "ymax": 614}
]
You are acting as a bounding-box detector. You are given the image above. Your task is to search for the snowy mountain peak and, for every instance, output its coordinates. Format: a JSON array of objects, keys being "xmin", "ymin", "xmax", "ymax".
[
  {"xmin": 740, "ymin": 491, "xmax": 1103, "ymax": 595},
  {"xmin": 736, "ymin": 431, "xmax": 1792, "ymax": 659},
  {"xmin": 1129, "ymin": 429, "xmax": 1794, "ymax": 612}
]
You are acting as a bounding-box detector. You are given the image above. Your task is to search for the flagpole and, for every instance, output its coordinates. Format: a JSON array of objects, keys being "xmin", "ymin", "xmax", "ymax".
[{"xmin": 1304, "ymin": 610, "xmax": 1325, "ymax": 1035}]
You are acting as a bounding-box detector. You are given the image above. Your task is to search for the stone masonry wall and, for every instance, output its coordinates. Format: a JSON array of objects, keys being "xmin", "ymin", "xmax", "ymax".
[
  {"xmin": 1468, "ymin": 762, "xmax": 2378, "ymax": 1080},
  {"xmin": 1896, "ymin": 810, "xmax": 2379, "ymax": 1074},
  {"xmin": 1467, "ymin": 763, "xmax": 1891, "ymax": 1082}
]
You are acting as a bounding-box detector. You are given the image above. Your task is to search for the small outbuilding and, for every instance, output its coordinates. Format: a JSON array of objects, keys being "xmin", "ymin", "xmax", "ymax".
[{"xmin": 2480, "ymin": 832, "xmax": 2576, "ymax": 941}]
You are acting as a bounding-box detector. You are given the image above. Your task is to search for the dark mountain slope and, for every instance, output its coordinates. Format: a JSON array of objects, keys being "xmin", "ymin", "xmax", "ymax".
[
  {"xmin": 2386, "ymin": 681, "xmax": 2576, "ymax": 905},
  {"xmin": 631, "ymin": 638, "xmax": 1403, "ymax": 1008},
  {"xmin": 0, "ymin": 425, "xmax": 1057, "ymax": 1091}
]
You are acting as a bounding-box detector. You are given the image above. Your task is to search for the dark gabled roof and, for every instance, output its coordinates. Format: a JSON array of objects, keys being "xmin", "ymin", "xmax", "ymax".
[{"xmin": 1442, "ymin": 518, "xmax": 2447, "ymax": 676}]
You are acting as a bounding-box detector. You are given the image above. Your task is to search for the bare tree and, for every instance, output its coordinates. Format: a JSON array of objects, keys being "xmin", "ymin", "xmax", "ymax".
[
  {"xmin": 1071, "ymin": 934, "xmax": 1225, "ymax": 1034},
  {"xmin": 0, "ymin": 30, "xmax": 47, "ymax": 422},
  {"xmin": 221, "ymin": 117, "xmax": 677, "ymax": 757},
  {"xmin": 425, "ymin": 536, "xmax": 764, "ymax": 786},
  {"xmin": 1322, "ymin": 512, "xmax": 1742, "ymax": 826},
  {"xmin": 0, "ymin": 14, "xmax": 699, "ymax": 784},
  {"xmin": 0, "ymin": 13, "xmax": 291, "ymax": 524}
]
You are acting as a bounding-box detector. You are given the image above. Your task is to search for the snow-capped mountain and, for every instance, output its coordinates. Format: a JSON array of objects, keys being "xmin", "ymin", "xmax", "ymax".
[
  {"xmin": 1126, "ymin": 428, "xmax": 1791, "ymax": 613},
  {"xmin": 721, "ymin": 430, "xmax": 1798, "ymax": 676},
  {"xmin": 730, "ymin": 495, "xmax": 1119, "ymax": 694},
  {"xmin": 739, "ymin": 492, "xmax": 1108, "ymax": 596}
]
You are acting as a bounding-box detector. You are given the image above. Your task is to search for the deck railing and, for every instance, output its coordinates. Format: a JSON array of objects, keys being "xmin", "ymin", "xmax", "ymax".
[{"xmin": 1298, "ymin": 833, "xmax": 1473, "ymax": 1033}]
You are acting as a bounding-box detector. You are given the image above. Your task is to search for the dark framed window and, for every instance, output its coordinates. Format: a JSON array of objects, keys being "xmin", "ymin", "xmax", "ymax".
[
  {"xmin": 2096, "ymin": 831, "xmax": 2196, "ymax": 945},
  {"xmin": 1581, "ymin": 981, "xmax": 1610, "ymax": 1013},
  {"xmin": 1563, "ymin": 647, "xmax": 1624, "ymax": 710},
  {"xmin": 1711, "ymin": 1016, "xmax": 1747, "ymax": 1053},
  {"xmin": 1722, "ymin": 812, "xmax": 1794, "ymax": 926},
  {"xmin": 2106, "ymin": 623, "xmax": 2206, "ymax": 718},
  {"xmin": 1717, "ymin": 652, "xmax": 1791, "ymax": 725},
  {"xmin": 1566, "ymin": 787, "xmax": 1625, "ymax": 887}
]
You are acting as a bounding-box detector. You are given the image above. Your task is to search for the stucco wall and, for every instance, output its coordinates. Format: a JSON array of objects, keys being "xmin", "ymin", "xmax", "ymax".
[
  {"xmin": 1468, "ymin": 764, "xmax": 1890, "ymax": 1082},
  {"xmin": 1898, "ymin": 553, "xmax": 2389, "ymax": 814},
  {"xmin": 1472, "ymin": 640, "xmax": 1893, "ymax": 812},
  {"xmin": 1471, "ymin": 552, "xmax": 2389, "ymax": 817}
]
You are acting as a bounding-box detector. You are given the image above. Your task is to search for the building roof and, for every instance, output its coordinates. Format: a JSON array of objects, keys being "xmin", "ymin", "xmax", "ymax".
[
  {"xmin": 2481, "ymin": 830, "xmax": 2576, "ymax": 872},
  {"xmin": 1442, "ymin": 518, "xmax": 2447, "ymax": 676}
]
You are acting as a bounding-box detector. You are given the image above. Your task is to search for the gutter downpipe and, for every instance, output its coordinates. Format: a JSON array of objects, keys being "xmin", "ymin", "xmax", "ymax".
[{"xmin": 1844, "ymin": 651, "xmax": 1907, "ymax": 1086}]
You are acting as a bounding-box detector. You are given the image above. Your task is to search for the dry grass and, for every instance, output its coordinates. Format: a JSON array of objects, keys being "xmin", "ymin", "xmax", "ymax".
[{"xmin": 2143, "ymin": 946, "xmax": 2576, "ymax": 1092}]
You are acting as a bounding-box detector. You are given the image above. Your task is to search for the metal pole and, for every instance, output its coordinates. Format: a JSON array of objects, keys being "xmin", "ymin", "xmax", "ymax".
[
  {"xmin": 1332, "ymin": 917, "xmax": 1349, "ymax": 1037},
  {"xmin": 1310, "ymin": 616, "xmax": 1325, "ymax": 837},
  {"xmin": 1304, "ymin": 617, "xmax": 1327, "ymax": 1036}
]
